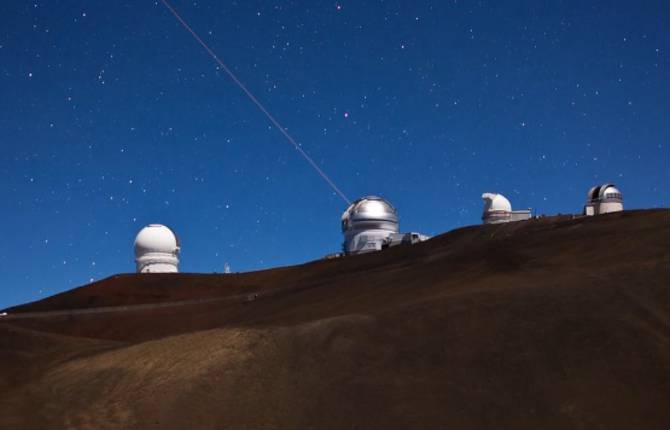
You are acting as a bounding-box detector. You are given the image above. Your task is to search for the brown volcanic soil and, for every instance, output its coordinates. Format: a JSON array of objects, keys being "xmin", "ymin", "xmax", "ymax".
[{"xmin": 2, "ymin": 210, "xmax": 670, "ymax": 429}]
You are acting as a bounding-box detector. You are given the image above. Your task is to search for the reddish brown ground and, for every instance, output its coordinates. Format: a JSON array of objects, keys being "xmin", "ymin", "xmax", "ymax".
[{"xmin": 2, "ymin": 210, "xmax": 670, "ymax": 429}]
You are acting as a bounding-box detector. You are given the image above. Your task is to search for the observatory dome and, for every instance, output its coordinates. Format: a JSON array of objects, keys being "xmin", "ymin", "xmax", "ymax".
[
  {"xmin": 482, "ymin": 193, "xmax": 512, "ymax": 213},
  {"xmin": 587, "ymin": 184, "xmax": 622, "ymax": 202},
  {"xmin": 585, "ymin": 183, "xmax": 623, "ymax": 215},
  {"xmin": 482, "ymin": 193, "xmax": 512, "ymax": 224},
  {"xmin": 481, "ymin": 192, "xmax": 531, "ymax": 224},
  {"xmin": 341, "ymin": 196, "xmax": 399, "ymax": 232},
  {"xmin": 134, "ymin": 224, "xmax": 180, "ymax": 273},
  {"xmin": 341, "ymin": 196, "xmax": 399, "ymax": 254}
]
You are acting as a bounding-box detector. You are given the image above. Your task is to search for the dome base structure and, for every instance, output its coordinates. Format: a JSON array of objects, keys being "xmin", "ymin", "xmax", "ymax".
[
  {"xmin": 136, "ymin": 255, "xmax": 179, "ymax": 273},
  {"xmin": 598, "ymin": 201, "xmax": 624, "ymax": 214},
  {"xmin": 344, "ymin": 229, "xmax": 394, "ymax": 254},
  {"xmin": 482, "ymin": 210, "xmax": 512, "ymax": 224}
]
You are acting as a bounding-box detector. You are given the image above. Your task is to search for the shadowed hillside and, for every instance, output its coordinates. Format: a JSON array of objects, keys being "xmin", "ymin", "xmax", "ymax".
[{"xmin": 2, "ymin": 209, "xmax": 670, "ymax": 429}]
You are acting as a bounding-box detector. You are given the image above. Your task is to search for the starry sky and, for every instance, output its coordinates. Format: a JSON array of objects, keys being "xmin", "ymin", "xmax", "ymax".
[{"xmin": 1, "ymin": 0, "xmax": 668, "ymax": 309}]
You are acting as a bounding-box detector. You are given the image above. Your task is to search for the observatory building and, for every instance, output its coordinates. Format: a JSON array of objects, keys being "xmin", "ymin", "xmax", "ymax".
[
  {"xmin": 584, "ymin": 183, "xmax": 623, "ymax": 216},
  {"xmin": 341, "ymin": 195, "xmax": 429, "ymax": 255},
  {"xmin": 134, "ymin": 224, "xmax": 180, "ymax": 273},
  {"xmin": 481, "ymin": 193, "xmax": 532, "ymax": 224}
]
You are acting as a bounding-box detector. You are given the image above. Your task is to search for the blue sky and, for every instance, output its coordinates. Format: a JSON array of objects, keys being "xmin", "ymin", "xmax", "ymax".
[{"xmin": 1, "ymin": 0, "xmax": 668, "ymax": 308}]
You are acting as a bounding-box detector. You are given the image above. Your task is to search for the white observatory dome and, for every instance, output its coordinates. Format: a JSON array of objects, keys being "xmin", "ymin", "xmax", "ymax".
[
  {"xmin": 134, "ymin": 224, "xmax": 180, "ymax": 273},
  {"xmin": 585, "ymin": 183, "xmax": 623, "ymax": 215},
  {"xmin": 482, "ymin": 193, "xmax": 512, "ymax": 213},
  {"xmin": 482, "ymin": 193, "xmax": 512, "ymax": 224},
  {"xmin": 341, "ymin": 196, "xmax": 399, "ymax": 254}
]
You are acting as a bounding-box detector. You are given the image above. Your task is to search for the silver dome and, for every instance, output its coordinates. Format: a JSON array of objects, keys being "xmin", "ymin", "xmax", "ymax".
[
  {"xmin": 341, "ymin": 195, "xmax": 400, "ymax": 255},
  {"xmin": 341, "ymin": 195, "xmax": 399, "ymax": 233}
]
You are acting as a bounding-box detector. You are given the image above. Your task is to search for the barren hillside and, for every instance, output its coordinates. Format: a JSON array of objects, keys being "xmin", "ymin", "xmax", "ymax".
[{"xmin": 2, "ymin": 210, "xmax": 670, "ymax": 429}]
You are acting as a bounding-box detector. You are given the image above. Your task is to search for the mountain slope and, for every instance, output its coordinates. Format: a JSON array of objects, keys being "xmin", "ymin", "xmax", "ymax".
[{"xmin": 2, "ymin": 209, "xmax": 670, "ymax": 429}]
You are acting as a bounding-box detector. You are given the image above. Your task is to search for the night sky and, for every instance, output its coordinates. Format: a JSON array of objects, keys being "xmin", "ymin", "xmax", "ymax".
[{"xmin": 1, "ymin": 1, "xmax": 668, "ymax": 308}]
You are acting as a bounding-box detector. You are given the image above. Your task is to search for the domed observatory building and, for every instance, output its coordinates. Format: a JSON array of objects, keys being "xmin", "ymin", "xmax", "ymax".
[
  {"xmin": 134, "ymin": 224, "xmax": 180, "ymax": 273},
  {"xmin": 481, "ymin": 193, "xmax": 531, "ymax": 224},
  {"xmin": 584, "ymin": 184, "xmax": 623, "ymax": 216},
  {"xmin": 341, "ymin": 196, "xmax": 429, "ymax": 255}
]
